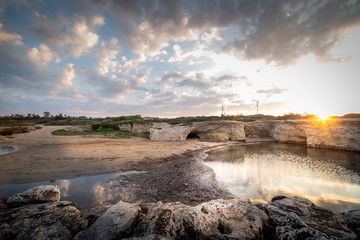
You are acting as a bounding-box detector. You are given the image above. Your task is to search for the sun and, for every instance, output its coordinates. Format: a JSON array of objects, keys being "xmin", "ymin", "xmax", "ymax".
[{"xmin": 316, "ymin": 113, "xmax": 331, "ymax": 120}]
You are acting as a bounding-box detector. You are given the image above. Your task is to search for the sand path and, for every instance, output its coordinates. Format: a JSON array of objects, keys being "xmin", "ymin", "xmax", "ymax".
[{"xmin": 0, "ymin": 126, "xmax": 225, "ymax": 184}]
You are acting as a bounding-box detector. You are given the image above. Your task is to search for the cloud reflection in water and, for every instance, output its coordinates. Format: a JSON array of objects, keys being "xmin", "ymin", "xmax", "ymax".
[{"xmin": 205, "ymin": 143, "xmax": 360, "ymax": 213}]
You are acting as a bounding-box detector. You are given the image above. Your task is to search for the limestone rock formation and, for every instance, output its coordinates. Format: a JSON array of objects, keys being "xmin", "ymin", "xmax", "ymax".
[
  {"xmin": 341, "ymin": 210, "xmax": 360, "ymax": 237},
  {"xmin": 149, "ymin": 121, "xmax": 245, "ymax": 142},
  {"xmin": 192, "ymin": 121, "xmax": 245, "ymax": 141},
  {"xmin": 149, "ymin": 122, "xmax": 193, "ymax": 141},
  {"xmin": 266, "ymin": 196, "xmax": 357, "ymax": 239},
  {"xmin": 304, "ymin": 120, "xmax": 360, "ymax": 151},
  {"xmin": 272, "ymin": 122, "xmax": 307, "ymax": 144},
  {"xmin": 74, "ymin": 201, "xmax": 141, "ymax": 240},
  {"xmin": 132, "ymin": 123, "xmax": 151, "ymax": 133},
  {"xmin": 6, "ymin": 185, "xmax": 61, "ymax": 208},
  {"xmin": 0, "ymin": 201, "xmax": 87, "ymax": 240},
  {"xmin": 244, "ymin": 121, "xmax": 274, "ymax": 137}
]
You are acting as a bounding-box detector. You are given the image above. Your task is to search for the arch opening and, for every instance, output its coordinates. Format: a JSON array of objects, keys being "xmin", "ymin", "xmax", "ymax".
[{"xmin": 186, "ymin": 132, "xmax": 200, "ymax": 139}]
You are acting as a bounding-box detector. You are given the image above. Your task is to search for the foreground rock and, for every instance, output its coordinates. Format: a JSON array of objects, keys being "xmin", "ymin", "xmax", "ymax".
[
  {"xmin": 265, "ymin": 196, "xmax": 357, "ymax": 239},
  {"xmin": 0, "ymin": 201, "xmax": 87, "ymax": 240},
  {"xmin": 1, "ymin": 185, "xmax": 87, "ymax": 240},
  {"xmin": 6, "ymin": 185, "xmax": 61, "ymax": 208},
  {"xmin": 76, "ymin": 199, "xmax": 268, "ymax": 240},
  {"xmin": 149, "ymin": 121, "xmax": 246, "ymax": 142}
]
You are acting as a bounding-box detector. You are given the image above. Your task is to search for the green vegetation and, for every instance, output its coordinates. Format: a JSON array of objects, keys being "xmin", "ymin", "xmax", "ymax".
[{"xmin": 51, "ymin": 128, "xmax": 150, "ymax": 139}]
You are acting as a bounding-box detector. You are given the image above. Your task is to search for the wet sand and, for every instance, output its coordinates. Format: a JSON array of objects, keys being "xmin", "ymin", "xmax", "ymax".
[{"xmin": 0, "ymin": 126, "xmax": 228, "ymax": 185}]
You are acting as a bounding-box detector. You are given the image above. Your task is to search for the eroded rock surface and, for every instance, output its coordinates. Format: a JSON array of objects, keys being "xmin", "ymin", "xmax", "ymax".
[
  {"xmin": 0, "ymin": 201, "xmax": 87, "ymax": 240},
  {"xmin": 74, "ymin": 201, "xmax": 141, "ymax": 240},
  {"xmin": 266, "ymin": 196, "xmax": 357, "ymax": 239},
  {"xmin": 6, "ymin": 185, "xmax": 61, "ymax": 208},
  {"xmin": 149, "ymin": 121, "xmax": 245, "ymax": 142}
]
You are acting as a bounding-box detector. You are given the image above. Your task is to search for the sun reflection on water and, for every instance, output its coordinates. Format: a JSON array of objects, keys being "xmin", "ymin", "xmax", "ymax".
[{"xmin": 205, "ymin": 143, "xmax": 360, "ymax": 213}]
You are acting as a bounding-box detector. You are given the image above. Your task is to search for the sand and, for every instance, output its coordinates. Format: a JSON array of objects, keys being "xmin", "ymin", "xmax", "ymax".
[{"xmin": 0, "ymin": 126, "xmax": 227, "ymax": 184}]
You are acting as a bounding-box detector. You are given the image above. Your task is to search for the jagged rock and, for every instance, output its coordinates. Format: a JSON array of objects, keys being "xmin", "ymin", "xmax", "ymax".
[
  {"xmin": 123, "ymin": 234, "xmax": 171, "ymax": 240},
  {"xmin": 266, "ymin": 196, "xmax": 357, "ymax": 239},
  {"xmin": 149, "ymin": 121, "xmax": 245, "ymax": 142},
  {"xmin": 0, "ymin": 201, "xmax": 87, "ymax": 240},
  {"xmin": 192, "ymin": 121, "xmax": 245, "ymax": 141},
  {"xmin": 134, "ymin": 199, "xmax": 268, "ymax": 239},
  {"xmin": 149, "ymin": 122, "xmax": 193, "ymax": 141},
  {"xmin": 74, "ymin": 200, "xmax": 141, "ymax": 240},
  {"xmin": 81, "ymin": 204, "xmax": 112, "ymax": 227},
  {"xmin": 272, "ymin": 122, "xmax": 307, "ymax": 144},
  {"xmin": 132, "ymin": 123, "xmax": 151, "ymax": 133},
  {"xmin": 341, "ymin": 210, "xmax": 360, "ymax": 237},
  {"xmin": 6, "ymin": 185, "xmax": 61, "ymax": 208},
  {"xmin": 119, "ymin": 124, "xmax": 132, "ymax": 132}
]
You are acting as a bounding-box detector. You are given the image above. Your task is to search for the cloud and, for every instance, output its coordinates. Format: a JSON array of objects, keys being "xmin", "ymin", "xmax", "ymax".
[
  {"xmin": 220, "ymin": 1, "xmax": 360, "ymax": 65},
  {"xmin": 96, "ymin": 37, "xmax": 122, "ymax": 76},
  {"xmin": 29, "ymin": 12, "xmax": 104, "ymax": 57},
  {"xmin": 257, "ymin": 87, "xmax": 289, "ymax": 98},
  {"xmin": 27, "ymin": 43, "xmax": 59, "ymax": 67},
  {"xmin": 59, "ymin": 63, "xmax": 75, "ymax": 87}
]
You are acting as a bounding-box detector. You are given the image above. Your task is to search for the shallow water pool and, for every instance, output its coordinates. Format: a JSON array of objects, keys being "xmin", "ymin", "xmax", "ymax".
[
  {"xmin": 0, "ymin": 145, "xmax": 17, "ymax": 156},
  {"xmin": 204, "ymin": 143, "xmax": 360, "ymax": 213}
]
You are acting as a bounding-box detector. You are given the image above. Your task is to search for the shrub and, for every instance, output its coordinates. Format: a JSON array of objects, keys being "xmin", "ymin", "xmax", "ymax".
[
  {"xmin": 0, "ymin": 128, "xmax": 14, "ymax": 136},
  {"xmin": 101, "ymin": 123, "xmax": 119, "ymax": 130},
  {"xmin": 91, "ymin": 124, "xmax": 101, "ymax": 130}
]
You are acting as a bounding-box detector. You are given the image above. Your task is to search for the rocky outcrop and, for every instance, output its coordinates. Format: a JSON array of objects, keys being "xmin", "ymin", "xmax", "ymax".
[
  {"xmin": 66, "ymin": 125, "xmax": 92, "ymax": 132},
  {"xmin": 192, "ymin": 121, "xmax": 245, "ymax": 141},
  {"xmin": 75, "ymin": 201, "xmax": 141, "ymax": 240},
  {"xmin": 6, "ymin": 185, "xmax": 61, "ymax": 208},
  {"xmin": 0, "ymin": 201, "xmax": 87, "ymax": 240},
  {"xmin": 149, "ymin": 122, "xmax": 192, "ymax": 141},
  {"xmin": 341, "ymin": 210, "xmax": 360, "ymax": 236},
  {"xmin": 119, "ymin": 123, "xmax": 151, "ymax": 133},
  {"xmin": 75, "ymin": 199, "xmax": 268, "ymax": 240},
  {"xmin": 272, "ymin": 122, "xmax": 307, "ymax": 144},
  {"xmin": 1, "ymin": 186, "xmax": 87, "ymax": 240},
  {"xmin": 265, "ymin": 196, "xmax": 357, "ymax": 239},
  {"xmin": 149, "ymin": 121, "xmax": 245, "ymax": 142},
  {"xmin": 244, "ymin": 119, "xmax": 360, "ymax": 151}
]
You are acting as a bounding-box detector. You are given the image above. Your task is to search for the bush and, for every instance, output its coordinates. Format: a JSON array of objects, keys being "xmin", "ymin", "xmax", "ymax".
[
  {"xmin": 91, "ymin": 124, "xmax": 101, "ymax": 130},
  {"xmin": 101, "ymin": 123, "xmax": 119, "ymax": 130},
  {"xmin": 0, "ymin": 128, "xmax": 14, "ymax": 136}
]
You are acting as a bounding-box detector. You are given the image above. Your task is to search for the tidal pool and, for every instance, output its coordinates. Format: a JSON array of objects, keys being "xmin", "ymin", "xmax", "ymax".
[
  {"xmin": 0, "ymin": 145, "xmax": 17, "ymax": 156},
  {"xmin": 204, "ymin": 143, "xmax": 360, "ymax": 213},
  {"xmin": 0, "ymin": 171, "xmax": 146, "ymax": 210}
]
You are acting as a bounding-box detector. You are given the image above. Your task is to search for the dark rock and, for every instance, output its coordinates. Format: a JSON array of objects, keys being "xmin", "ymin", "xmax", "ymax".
[
  {"xmin": 266, "ymin": 196, "xmax": 357, "ymax": 239},
  {"xmin": 81, "ymin": 204, "xmax": 112, "ymax": 227},
  {"xmin": 341, "ymin": 210, "xmax": 360, "ymax": 237},
  {"xmin": 74, "ymin": 200, "xmax": 141, "ymax": 240},
  {"xmin": 271, "ymin": 195, "xmax": 288, "ymax": 202},
  {"xmin": 0, "ymin": 201, "xmax": 87, "ymax": 240}
]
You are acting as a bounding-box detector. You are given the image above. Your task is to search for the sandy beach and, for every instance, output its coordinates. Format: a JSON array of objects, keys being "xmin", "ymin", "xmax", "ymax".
[{"xmin": 0, "ymin": 126, "xmax": 227, "ymax": 185}]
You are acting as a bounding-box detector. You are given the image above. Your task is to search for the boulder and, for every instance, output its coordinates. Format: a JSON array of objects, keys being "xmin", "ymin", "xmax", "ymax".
[
  {"xmin": 7, "ymin": 185, "xmax": 61, "ymax": 208},
  {"xmin": 149, "ymin": 122, "xmax": 193, "ymax": 141},
  {"xmin": 0, "ymin": 201, "xmax": 87, "ymax": 240},
  {"xmin": 132, "ymin": 123, "xmax": 151, "ymax": 133},
  {"xmin": 341, "ymin": 210, "xmax": 360, "ymax": 237},
  {"xmin": 192, "ymin": 121, "xmax": 245, "ymax": 141},
  {"xmin": 266, "ymin": 196, "xmax": 357, "ymax": 239},
  {"xmin": 134, "ymin": 199, "xmax": 268, "ymax": 239},
  {"xmin": 74, "ymin": 201, "xmax": 141, "ymax": 240}
]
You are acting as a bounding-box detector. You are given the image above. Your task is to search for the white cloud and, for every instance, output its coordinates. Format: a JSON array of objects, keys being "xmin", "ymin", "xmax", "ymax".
[
  {"xmin": 96, "ymin": 37, "xmax": 121, "ymax": 76},
  {"xmin": 59, "ymin": 63, "xmax": 75, "ymax": 87},
  {"xmin": 0, "ymin": 23, "xmax": 24, "ymax": 48},
  {"xmin": 27, "ymin": 44, "xmax": 59, "ymax": 67}
]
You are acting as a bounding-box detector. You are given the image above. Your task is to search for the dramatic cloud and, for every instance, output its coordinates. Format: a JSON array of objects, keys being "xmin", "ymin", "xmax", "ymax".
[{"xmin": 257, "ymin": 87, "xmax": 289, "ymax": 98}]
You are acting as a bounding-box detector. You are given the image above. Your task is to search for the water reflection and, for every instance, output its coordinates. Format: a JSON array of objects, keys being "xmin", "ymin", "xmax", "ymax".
[
  {"xmin": 0, "ymin": 145, "xmax": 17, "ymax": 155},
  {"xmin": 0, "ymin": 171, "xmax": 146, "ymax": 209},
  {"xmin": 205, "ymin": 143, "xmax": 360, "ymax": 213}
]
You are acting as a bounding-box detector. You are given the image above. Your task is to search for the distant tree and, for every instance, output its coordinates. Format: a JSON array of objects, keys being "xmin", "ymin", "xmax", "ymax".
[{"xmin": 44, "ymin": 111, "xmax": 50, "ymax": 118}]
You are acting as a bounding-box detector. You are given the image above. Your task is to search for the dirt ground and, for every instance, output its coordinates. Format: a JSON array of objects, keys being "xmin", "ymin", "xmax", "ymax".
[{"xmin": 0, "ymin": 126, "xmax": 230, "ymax": 185}]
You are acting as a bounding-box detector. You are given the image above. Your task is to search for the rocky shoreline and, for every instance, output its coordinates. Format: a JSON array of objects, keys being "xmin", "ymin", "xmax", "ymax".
[{"xmin": 1, "ymin": 185, "xmax": 359, "ymax": 239}]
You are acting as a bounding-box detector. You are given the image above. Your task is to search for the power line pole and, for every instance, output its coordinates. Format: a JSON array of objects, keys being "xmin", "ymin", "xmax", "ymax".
[{"xmin": 256, "ymin": 100, "xmax": 259, "ymax": 115}]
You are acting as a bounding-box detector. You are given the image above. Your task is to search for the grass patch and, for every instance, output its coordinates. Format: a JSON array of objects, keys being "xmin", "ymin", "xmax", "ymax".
[{"xmin": 52, "ymin": 128, "xmax": 150, "ymax": 139}]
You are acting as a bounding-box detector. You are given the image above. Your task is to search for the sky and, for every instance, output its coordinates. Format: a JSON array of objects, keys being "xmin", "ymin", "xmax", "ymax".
[{"xmin": 0, "ymin": 0, "xmax": 359, "ymax": 118}]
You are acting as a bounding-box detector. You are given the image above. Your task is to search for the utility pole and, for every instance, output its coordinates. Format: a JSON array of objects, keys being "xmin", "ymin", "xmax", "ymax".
[{"xmin": 256, "ymin": 100, "xmax": 259, "ymax": 115}]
